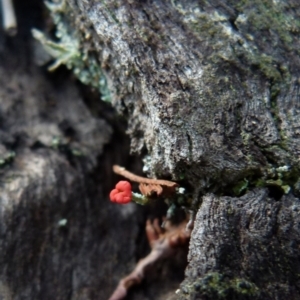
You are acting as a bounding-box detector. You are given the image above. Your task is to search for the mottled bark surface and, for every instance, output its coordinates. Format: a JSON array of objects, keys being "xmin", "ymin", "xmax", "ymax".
[
  {"xmin": 1, "ymin": 0, "xmax": 300, "ymax": 299},
  {"xmin": 0, "ymin": 31, "xmax": 119, "ymax": 298},
  {"xmin": 178, "ymin": 189, "xmax": 300, "ymax": 299},
  {"xmin": 0, "ymin": 1, "xmax": 186, "ymax": 299},
  {"xmin": 57, "ymin": 1, "xmax": 300, "ymax": 299},
  {"xmin": 66, "ymin": 0, "xmax": 300, "ymax": 190}
]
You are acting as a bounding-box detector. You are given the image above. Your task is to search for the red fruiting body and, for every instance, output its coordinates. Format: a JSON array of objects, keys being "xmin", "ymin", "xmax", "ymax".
[
  {"xmin": 110, "ymin": 181, "xmax": 132, "ymax": 204},
  {"xmin": 115, "ymin": 181, "xmax": 131, "ymax": 192}
]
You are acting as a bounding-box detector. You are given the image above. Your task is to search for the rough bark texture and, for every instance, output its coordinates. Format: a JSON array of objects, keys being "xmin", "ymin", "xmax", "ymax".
[
  {"xmin": 1, "ymin": 0, "xmax": 300, "ymax": 299},
  {"xmin": 54, "ymin": 1, "xmax": 300, "ymax": 299},
  {"xmin": 178, "ymin": 188, "xmax": 300, "ymax": 299},
  {"xmin": 0, "ymin": 1, "xmax": 186, "ymax": 299},
  {"xmin": 65, "ymin": 0, "xmax": 300, "ymax": 191},
  {"xmin": 0, "ymin": 33, "xmax": 118, "ymax": 299}
]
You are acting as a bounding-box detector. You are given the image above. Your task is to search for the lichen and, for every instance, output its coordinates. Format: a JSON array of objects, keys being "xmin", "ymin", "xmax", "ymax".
[
  {"xmin": 0, "ymin": 151, "xmax": 15, "ymax": 168},
  {"xmin": 33, "ymin": 0, "xmax": 111, "ymax": 102},
  {"xmin": 229, "ymin": 162, "xmax": 300, "ymax": 196},
  {"xmin": 51, "ymin": 136, "xmax": 83, "ymax": 157}
]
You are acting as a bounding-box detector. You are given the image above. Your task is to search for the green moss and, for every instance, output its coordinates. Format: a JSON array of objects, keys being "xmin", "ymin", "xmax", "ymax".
[
  {"xmin": 224, "ymin": 157, "xmax": 300, "ymax": 196},
  {"xmin": 236, "ymin": 0, "xmax": 298, "ymax": 49},
  {"xmin": 251, "ymin": 54, "xmax": 281, "ymax": 83},
  {"xmin": 252, "ymin": 163, "xmax": 300, "ymax": 194},
  {"xmin": 181, "ymin": 272, "xmax": 260, "ymax": 299},
  {"xmin": 241, "ymin": 131, "xmax": 251, "ymax": 146},
  {"xmin": 232, "ymin": 179, "xmax": 249, "ymax": 196},
  {"xmin": 233, "ymin": 278, "xmax": 260, "ymax": 296},
  {"xmin": 265, "ymin": 178, "xmax": 290, "ymax": 194},
  {"xmin": 177, "ymin": 0, "xmax": 298, "ymax": 89}
]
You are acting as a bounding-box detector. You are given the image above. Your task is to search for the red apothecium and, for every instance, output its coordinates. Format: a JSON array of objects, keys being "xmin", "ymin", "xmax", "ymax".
[{"xmin": 109, "ymin": 181, "xmax": 132, "ymax": 204}]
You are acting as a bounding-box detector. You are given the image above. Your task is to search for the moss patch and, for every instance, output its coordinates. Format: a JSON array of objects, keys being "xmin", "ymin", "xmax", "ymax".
[{"xmin": 180, "ymin": 272, "xmax": 260, "ymax": 299}]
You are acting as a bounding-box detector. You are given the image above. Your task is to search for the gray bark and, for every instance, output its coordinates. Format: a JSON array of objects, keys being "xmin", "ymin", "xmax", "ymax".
[
  {"xmin": 0, "ymin": 7, "xmax": 137, "ymax": 299},
  {"xmin": 1, "ymin": 0, "xmax": 300, "ymax": 299},
  {"xmin": 0, "ymin": 1, "xmax": 186, "ymax": 299},
  {"xmin": 60, "ymin": 0, "xmax": 300, "ymax": 299},
  {"xmin": 66, "ymin": 0, "xmax": 300, "ymax": 190},
  {"xmin": 178, "ymin": 189, "xmax": 300, "ymax": 299},
  {"xmin": 0, "ymin": 34, "xmax": 117, "ymax": 299}
]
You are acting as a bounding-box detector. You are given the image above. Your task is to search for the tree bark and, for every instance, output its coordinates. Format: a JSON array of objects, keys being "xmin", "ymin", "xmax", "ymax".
[
  {"xmin": 178, "ymin": 188, "xmax": 300, "ymax": 299},
  {"xmin": 56, "ymin": 1, "xmax": 300, "ymax": 297},
  {"xmin": 66, "ymin": 0, "xmax": 300, "ymax": 189},
  {"xmin": 0, "ymin": 1, "xmax": 187, "ymax": 299},
  {"xmin": 59, "ymin": 1, "xmax": 300, "ymax": 299},
  {"xmin": 0, "ymin": 1, "xmax": 148, "ymax": 299},
  {"xmin": 1, "ymin": 0, "xmax": 300, "ymax": 299}
]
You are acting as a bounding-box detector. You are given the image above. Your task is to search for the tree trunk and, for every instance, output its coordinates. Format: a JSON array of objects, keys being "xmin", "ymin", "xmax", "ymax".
[
  {"xmin": 178, "ymin": 188, "xmax": 300, "ymax": 299},
  {"xmin": 1, "ymin": 0, "xmax": 300, "ymax": 299},
  {"xmin": 58, "ymin": 1, "xmax": 300, "ymax": 298},
  {"xmin": 66, "ymin": 0, "xmax": 300, "ymax": 188}
]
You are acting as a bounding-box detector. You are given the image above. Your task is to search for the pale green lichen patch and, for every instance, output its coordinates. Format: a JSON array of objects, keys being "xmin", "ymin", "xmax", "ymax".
[{"xmin": 33, "ymin": 0, "xmax": 111, "ymax": 102}]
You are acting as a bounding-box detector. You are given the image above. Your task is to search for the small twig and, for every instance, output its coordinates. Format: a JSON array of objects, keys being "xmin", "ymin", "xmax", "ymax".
[
  {"xmin": 108, "ymin": 219, "xmax": 190, "ymax": 300},
  {"xmin": 113, "ymin": 165, "xmax": 178, "ymax": 188},
  {"xmin": 1, "ymin": 0, "xmax": 17, "ymax": 35}
]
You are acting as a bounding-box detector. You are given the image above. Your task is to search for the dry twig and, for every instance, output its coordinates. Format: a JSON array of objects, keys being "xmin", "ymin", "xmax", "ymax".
[
  {"xmin": 108, "ymin": 219, "xmax": 190, "ymax": 300},
  {"xmin": 112, "ymin": 165, "xmax": 178, "ymax": 197}
]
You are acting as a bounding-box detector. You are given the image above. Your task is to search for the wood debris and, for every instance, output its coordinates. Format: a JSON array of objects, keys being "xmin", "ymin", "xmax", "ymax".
[
  {"xmin": 112, "ymin": 165, "xmax": 178, "ymax": 198},
  {"xmin": 108, "ymin": 219, "xmax": 190, "ymax": 300}
]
